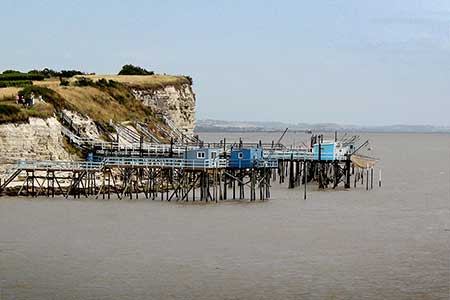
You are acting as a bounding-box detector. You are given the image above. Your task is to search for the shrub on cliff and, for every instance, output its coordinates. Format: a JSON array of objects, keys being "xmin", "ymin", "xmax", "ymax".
[
  {"xmin": 60, "ymin": 70, "xmax": 84, "ymax": 78},
  {"xmin": 118, "ymin": 64, "xmax": 154, "ymax": 75},
  {"xmin": 0, "ymin": 104, "xmax": 28, "ymax": 124},
  {"xmin": 184, "ymin": 76, "xmax": 193, "ymax": 85},
  {"xmin": 95, "ymin": 78, "xmax": 119, "ymax": 88},
  {"xmin": 74, "ymin": 77, "xmax": 94, "ymax": 87},
  {"xmin": 59, "ymin": 78, "xmax": 70, "ymax": 86}
]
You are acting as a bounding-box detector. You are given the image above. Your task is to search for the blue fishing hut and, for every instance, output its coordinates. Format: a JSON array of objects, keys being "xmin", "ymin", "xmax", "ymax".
[
  {"xmin": 185, "ymin": 148, "xmax": 221, "ymax": 167},
  {"xmin": 229, "ymin": 148, "xmax": 263, "ymax": 169},
  {"xmin": 313, "ymin": 142, "xmax": 351, "ymax": 161},
  {"xmin": 313, "ymin": 142, "xmax": 336, "ymax": 161}
]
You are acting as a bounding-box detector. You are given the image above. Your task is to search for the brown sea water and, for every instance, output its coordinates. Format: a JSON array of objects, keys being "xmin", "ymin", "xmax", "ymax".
[{"xmin": 0, "ymin": 132, "xmax": 449, "ymax": 299}]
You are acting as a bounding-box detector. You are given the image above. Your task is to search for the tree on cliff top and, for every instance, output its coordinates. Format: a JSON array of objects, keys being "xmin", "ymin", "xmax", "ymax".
[{"xmin": 118, "ymin": 64, "xmax": 154, "ymax": 75}]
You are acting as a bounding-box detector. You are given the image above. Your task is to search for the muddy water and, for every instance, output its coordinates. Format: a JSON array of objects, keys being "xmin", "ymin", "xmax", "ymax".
[{"xmin": 0, "ymin": 132, "xmax": 449, "ymax": 299}]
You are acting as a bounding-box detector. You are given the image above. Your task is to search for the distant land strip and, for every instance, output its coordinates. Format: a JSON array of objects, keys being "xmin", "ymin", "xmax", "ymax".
[{"xmin": 196, "ymin": 119, "xmax": 450, "ymax": 133}]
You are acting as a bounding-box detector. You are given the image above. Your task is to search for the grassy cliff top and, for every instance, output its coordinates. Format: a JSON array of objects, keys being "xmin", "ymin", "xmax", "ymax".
[
  {"xmin": 0, "ymin": 75, "xmax": 191, "ymax": 96},
  {"xmin": 71, "ymin": 74, "xmax": 191, "ymax": 89},
  {"xmin": 0, "ymin": 73, "xmax": 192, "ymax": 129}
]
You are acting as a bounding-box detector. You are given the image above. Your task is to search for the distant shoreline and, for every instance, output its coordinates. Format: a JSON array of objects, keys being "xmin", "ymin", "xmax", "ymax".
[
  {"xmin": 196, "ymin": 119, "xmax": 450, "ymax": 134},
  {"xmin": 196, "ymin": 129, "xmax": 450, "ymax": 134}
]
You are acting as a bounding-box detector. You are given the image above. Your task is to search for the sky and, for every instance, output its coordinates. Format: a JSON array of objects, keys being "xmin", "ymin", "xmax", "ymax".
[{"xmin": 1, "ymin": 0, "xmax": 450, "ymax": 126}]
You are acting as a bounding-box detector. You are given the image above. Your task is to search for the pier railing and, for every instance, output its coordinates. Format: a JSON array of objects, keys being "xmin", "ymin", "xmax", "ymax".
[
  {"xmin": 16, "ymin": 160, "xmax": 104, "ymax": 171},
  {"xmin": 8, "ymin": 158, "xmax": 228, "ymax": 172},
  {"xmin": 265, "ymin": 150, "xmax": 314, "ymax": 160},
  {"xmin": 228, "ymin": 159, "xmax": 278, "ymax": 169},
  {"xmin": 103, "ymin": 157, "xmax": 228, "ymax": 169}
]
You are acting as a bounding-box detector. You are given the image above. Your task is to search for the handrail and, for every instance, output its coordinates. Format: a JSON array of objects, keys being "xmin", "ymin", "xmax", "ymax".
[
  {"xmin": 161, "ymin": 116, "xmax": 198, "ymax": 144},
  {"xmin": 113, "ymin": 123, "xmax": 141, "ymax": 144},
  {"xmin": 265, "ymin": 151, "xmax": 314, "ymax": 160},
  {"xmin": 135, "ymin": 122, "xmax": 161, "ymax": 143}
]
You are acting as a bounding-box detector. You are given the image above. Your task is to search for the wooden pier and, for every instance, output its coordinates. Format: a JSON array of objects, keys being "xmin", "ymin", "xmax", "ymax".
[{"xmin": 0, "ymin": 134, "xmax": 378, "ymax": 202}]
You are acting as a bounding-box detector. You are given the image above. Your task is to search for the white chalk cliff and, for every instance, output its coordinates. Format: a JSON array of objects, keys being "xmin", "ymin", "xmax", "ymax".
[{"xmin": 132, "ymin": 83, "xmax": 196, "ymax": 135}]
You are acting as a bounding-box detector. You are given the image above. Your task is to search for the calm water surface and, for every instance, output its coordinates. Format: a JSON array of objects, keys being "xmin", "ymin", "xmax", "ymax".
[{"xmin": 0, "ymin": 132, "xmax": 449, "ymax": 299}]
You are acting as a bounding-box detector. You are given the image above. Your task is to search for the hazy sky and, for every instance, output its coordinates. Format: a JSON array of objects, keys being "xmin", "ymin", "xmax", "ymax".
[{"xmin": 1, "ymin": 0, "xmax": 450, "ymax": 126}]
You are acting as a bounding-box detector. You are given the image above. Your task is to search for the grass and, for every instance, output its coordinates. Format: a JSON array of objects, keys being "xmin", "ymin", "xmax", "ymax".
[
  {"xmin": 26, "ymin": 102, "xmax": 54, "ymax": 119},
  {"xmin": 63, "ymin": 138, "xmax": 84, "ymax": 158},
  {"xmin": 53, "ymin": 83, "xmax": 162, "ymax": 130},
  {"xmin": 0, "ymin": 102, "xmax": 54, "ymax": 124},
  {"xmin": 0, "ymin": 87, "xmax": 21, "ymax": 100},
  {"xmin": 33, "ymin": 78, "xmax": 60, "ymax": 88},
  {"xmin": 0, "ymin": 80, "xmax": 161, "ymax": 126}
]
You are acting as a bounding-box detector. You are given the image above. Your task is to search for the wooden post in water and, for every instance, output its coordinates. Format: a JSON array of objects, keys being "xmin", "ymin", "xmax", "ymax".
[
  {"xmin": 317, "ymin": 140, "xmax": 324, "ymax": 189},
  {"xmin": 366, "ymin": 168, "xmax": 369, "ymax": 190},
  {"xmin": 303, "ymin": 161, "xmax": 307, "ymax": 200},
  {"xmin": 288, "ymin": 155, "xmax": 294, "ymax": 189},
  {"xmin": 345, "ymin": 155, "xmax": 351, "ymax": 189},
  {"xmin": 370, "ymin": 167, "xmax": 373, "ymax": 190},
  {"xmin": 223, "ymin": 172, "xmax": 227, "ymax": 200},
  {"xmin": 378, "ymin": 169, "xmax": 382, "ymax": 187}
]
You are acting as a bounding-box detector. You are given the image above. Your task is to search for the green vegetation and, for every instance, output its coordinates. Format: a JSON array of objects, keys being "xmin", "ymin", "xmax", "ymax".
[
  {"xmin": 118, "ymin": 64, "xmax": 154, "ymax": 75},
  {"xmin": 184, "ymin": 76, "xmax": 193, "ymax": 85},
  {"xmin": 2, "ymin": 70, "xmax": 21, "ymax": 74},
  {"xmin": 74, "ymin": 77, "xmax": 94, "ymax": 87},
  {"xmin": 0, "ymin": 73, "xmax": 45, "ymax": 81},
  {"xmin": 59, "ymin": 78, "xmax": 70, "ymax": 86},
  {"xmin": 28, "ymin": 68, "xmax": 58, "ymax": 78},
  {"xmin": 59, "ymin": 70, "xmax": 84, "ymax": 78},
  {"xmin": 1, "ymin": 68, "xmax": 87, "ymax": 81},
  {"xmin": 25, "ymin": 68, "xmax": 85, "ymax": 78},
  {"xmin": 0, "ymin": 80, "xmax": 33, "ymax": 88},
  {"xmin": 0, "ymin": 104, "xmax": 21, "ymax": 114},
  {"xmin": 0, "ymin": 104, "xmax": 28, "ymax": 124}
]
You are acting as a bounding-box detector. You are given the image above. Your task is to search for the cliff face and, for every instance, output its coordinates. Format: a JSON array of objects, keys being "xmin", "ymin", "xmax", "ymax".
[
  {"xmin": 132, "ymin": 83, "xmax": 196, "ymax": 135},
  {"xmin": 0, "ymin": 117, "xmax": 73, "ymax": 174}
]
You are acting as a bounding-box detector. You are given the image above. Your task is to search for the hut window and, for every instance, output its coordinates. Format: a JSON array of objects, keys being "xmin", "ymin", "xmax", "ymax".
[
  {"xmin": 238, "ymin": 152, "xmax": 243, "ymax": 159},
  {"xmin": 197, "ymin": 152, "xmax": 205, "ymax": 159}
]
